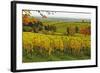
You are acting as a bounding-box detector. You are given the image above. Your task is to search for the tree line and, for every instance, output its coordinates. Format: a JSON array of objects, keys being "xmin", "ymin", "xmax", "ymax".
[{"xmin": 23, "ymin": 14, "xmax": 91, "ymax": 35}]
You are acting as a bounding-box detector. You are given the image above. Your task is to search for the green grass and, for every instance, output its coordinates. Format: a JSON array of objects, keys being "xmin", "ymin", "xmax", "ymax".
[
  {"xmin": 42, "ymin": 21, "xmax": 90, "ymax": 33},
  {"xmin": 23, "ymin": 51, "xmax": 90, "ymax": 63}
]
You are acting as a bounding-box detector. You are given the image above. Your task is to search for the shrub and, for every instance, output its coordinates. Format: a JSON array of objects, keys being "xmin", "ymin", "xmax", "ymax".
[
  {"xmin": 23, "ymin": 26, "xmax": 33, "ymax": 32},
  {"xmin": 79, "ymin": 26, "xmax": 91, "ymax": 35},
  {"xmin": 67, "ymin": 26, "xmax": 76, "ymax": 35}
]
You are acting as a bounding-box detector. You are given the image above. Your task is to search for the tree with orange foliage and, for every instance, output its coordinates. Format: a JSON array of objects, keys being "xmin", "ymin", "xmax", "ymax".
[
  {"xmin": 79, "ymin": 26, "xmax": 91, "ymax": 35},
  {"xmin": 22, "ymin": 14, "xmax": 30, "ymax": 25}
]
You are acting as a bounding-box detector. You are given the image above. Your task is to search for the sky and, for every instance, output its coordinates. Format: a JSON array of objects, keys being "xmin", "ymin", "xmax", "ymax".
[{"xmin": 23, "ymin": 10, "xmax": 91, "ymax": 19}]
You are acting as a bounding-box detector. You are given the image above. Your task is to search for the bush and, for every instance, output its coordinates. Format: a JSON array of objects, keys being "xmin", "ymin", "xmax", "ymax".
[
  {"xmin": 79, "ymin": 26, "xmax": 91, "ymax": 35},
  {"xmin": 23, "ymin": 26, "xmax": 33, "ymax": 32},
  {"xmin": 67, "ymin": 26, "xmax": 76, "ymax": 36}
]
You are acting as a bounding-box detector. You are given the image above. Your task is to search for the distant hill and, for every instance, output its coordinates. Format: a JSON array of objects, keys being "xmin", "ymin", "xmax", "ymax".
[{"xmin": 35, "ymin": 16, "xmax": 91, "ymax": 22}]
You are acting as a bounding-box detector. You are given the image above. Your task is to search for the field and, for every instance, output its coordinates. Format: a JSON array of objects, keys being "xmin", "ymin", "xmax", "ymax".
[
  {"xmin": 22, "ymin": 10, "xmax": 91, "ymax": 63},
  {"xmin": 23, "ymin": 32, "xmax": 90, "ymax": 62},
  {"xmin": 41, "ymin": 21, "xmax": 90, "ymax": 33}
]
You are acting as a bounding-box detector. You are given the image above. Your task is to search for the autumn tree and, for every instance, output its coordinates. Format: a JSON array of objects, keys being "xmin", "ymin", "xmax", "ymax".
[
  {"xmin": 67, "ymin": 26, "xmax": 76, "ymax": 36},
  {"xmin": 79, "ymin": 26, "xmax": 91, "ymax": 35}
]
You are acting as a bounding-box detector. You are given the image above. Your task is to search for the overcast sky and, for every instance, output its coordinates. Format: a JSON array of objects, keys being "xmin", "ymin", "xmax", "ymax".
[{"xmin": 23, "ymin": 10, "xmax": 91, "ymax": 19}]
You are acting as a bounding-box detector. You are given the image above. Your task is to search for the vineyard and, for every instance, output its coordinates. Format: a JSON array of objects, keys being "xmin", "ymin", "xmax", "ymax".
[
  {"xmin": 22, "ymin": 10, "xmax": 91, "ymax": 63},
  {"xmin": 23, "ymin": 32, "xmax": 91, "ymax": 62}
]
